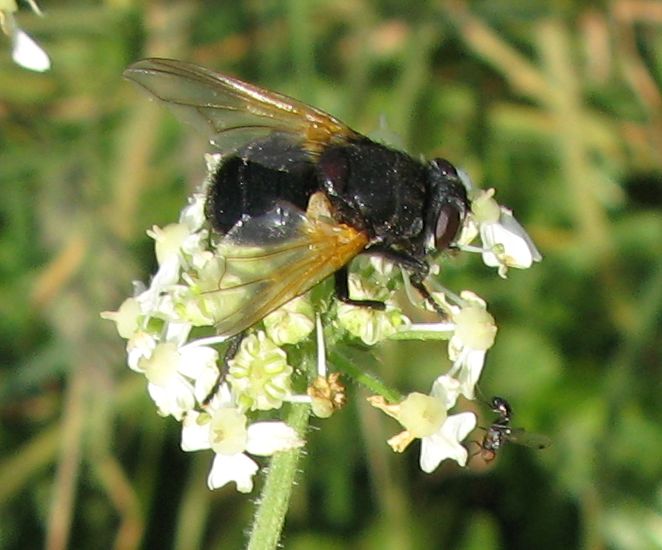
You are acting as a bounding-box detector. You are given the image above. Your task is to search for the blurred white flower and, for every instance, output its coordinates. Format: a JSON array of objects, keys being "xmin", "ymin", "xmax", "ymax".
[
  {"xmin": 263, "ymin": 295, "xmax": 315, "ymax": 346},
  {"xmin": 447, "ymin": 291, "xmax": 497, "ymax": 400},
  {"xmin": 181, "ymin": 386, "xmax": 304, "ymax": 493},
  {"xmin": 368, "ymin": 375, "xmax": 476, "ymax": 471},
  {"xmin": 136, "ymin": 339, "xmax": 219, "ymax": 420},
  {"xmin": 0, "ymin": 0, "xmax": 50, "ymax": 72},
  {"xmin": 469, "ymin": 188, "xmax": 542, "ymax": 278},
  {"xmin": 336, "ymin": 274, "xmax": 408, "ymax": 345}
]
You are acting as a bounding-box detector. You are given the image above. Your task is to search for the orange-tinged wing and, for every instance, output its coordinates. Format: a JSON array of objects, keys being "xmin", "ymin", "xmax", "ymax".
[
  {"xmin": 123, "ymin": 58, "xmax": 360, "ymax": 162},
  {"xmin": 201, "ymin": 203, "xmax": 368, "ymax": 337}
]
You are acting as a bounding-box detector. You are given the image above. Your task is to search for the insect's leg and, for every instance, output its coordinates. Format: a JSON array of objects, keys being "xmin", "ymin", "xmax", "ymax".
[
  {"xmin": 202, "ymin": 331, "xmax": 245, "ymax": 405},
  {"xmin": 466, "ymin": 439, "xmax": 483, "ymax": 462},
  {"xmin": 334, "ymin": 266, "xmax": 386, "ymax": 310},
  {"xmin": 362, "ymin": 248, "xmax": 447, "ymax": 317},
  {"xmin": 366, "ymin": 247, "xmax": 429, "ymax": 275},
  {"xmin": 408, "ymin": 273, "xmax": 448, "ymax": 319}
]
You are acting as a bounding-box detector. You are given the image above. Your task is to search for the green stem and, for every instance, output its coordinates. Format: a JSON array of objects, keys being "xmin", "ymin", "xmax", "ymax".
[
  {"xmin": 330, "ymin": 348, "xmax": 402, "ymax": 403},
  {"xmin": 246, "ymin": 403, "xmax": 310, "ymax": 550},
  {"xmin": 388, "ymin": 328, "xmax": 452, "ymax": 341}
]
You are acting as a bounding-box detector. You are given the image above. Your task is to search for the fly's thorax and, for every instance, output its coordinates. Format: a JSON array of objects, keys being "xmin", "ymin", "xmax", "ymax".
[{"xmin": 316, "ymin": 139, "xmax": 429, "ymax": 245}]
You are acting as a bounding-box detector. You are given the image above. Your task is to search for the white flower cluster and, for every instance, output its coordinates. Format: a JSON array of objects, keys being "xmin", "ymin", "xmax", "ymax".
[
  {"xmin": 103, "ymin": 162, "xmax": 541, "ymax": 491},
  {"xmin": 456, "ymin": 170, "xmax": 542, "ymax": 278},
  {"xmin": 103, "ymin": 188, "xmax": 308, "ymax": 492},
  {"xmin": 369, "ymin": 289, "xmax": 497, "ymax": 470},
  {"xmin": 0, "ymin": 0, "xmax": 50, "ymax": 72}
]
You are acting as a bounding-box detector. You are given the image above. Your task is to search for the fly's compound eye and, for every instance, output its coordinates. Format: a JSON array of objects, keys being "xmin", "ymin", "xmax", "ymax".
[
  {"xmin": 430, "ymin": 158, "xmax": 459, "ymax": 180},
  {"xmin": 434, "ymin": 204, "xmax": 462, "ymax": 251}
]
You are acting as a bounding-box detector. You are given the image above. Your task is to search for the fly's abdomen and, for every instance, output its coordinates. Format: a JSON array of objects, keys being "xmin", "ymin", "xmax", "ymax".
[{"xmin": 206, "ymin": 156, "xmax": 318, "ymax": 234}]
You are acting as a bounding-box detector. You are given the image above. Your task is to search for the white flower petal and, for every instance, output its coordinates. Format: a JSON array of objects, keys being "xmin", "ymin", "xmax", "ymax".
[
  {"xmin": 179, "ymin": 193, "xmax": 207, "ymax": 232},
  {"xmin": 164, "ymin": 321, "xmax": 192, "ymax": 347},
  {"xmin": 458, "ymin": 290, "xmax": 488, "ymax": 309},
  {"xmin": 193, "ymin": 366, "xmax": 220, "ymax": 404},
  {"xmin": 454, "ymin": 349, "xmax": 486, "ymax": 400},
  {"xmin": 246, "ymin": 421, "xmax": 304, "ymax": 456},
  {"xmin": 419, "ymin": 412, "xmax": 477, "ymax": 472},
  {"xmin": 207, "ymin": 452, "xmax": 259, "ymax": 493},
  {"xmin": 134, "ymin": 262, "xmax": 180, "ymax": 317},
  {"xmin": 147, "ymin": 377, "xmax": 196, "ymax": 420},
  {"xmin": 126, "ymin": 331, "xmax": 157, "ymax": 372},
  {"xmin": 12, "ymin": 29, "xmax": 50, "ymax": 72},
  {"xmin": 178, "ymin": 345, "xmax": 218, "ymax": 378},
  {"xmin": 216, "ymin": 383, "xmax": 234, "ymax": 407},
  {"xmin": 151, "ymin": 256, "xmax": 181, "ymax": 289},
  {"xmin": 483, "ymin": 224, "xmax": 532, "ymax": 268},
  {"xmin": 181, "ymin": 411, "xmax": 211, "ymax": 451},
  {"xmin": 430, "ymin": 375, "xmax": 461, "ymax": 410},
  {"xmin": 204, "ymin": 382, "xmax": 234, "ymax": 410},
  {"xmin": 479, "ymin": 208, "xmax": 541, "ymax": 276},
  {"xmin": 149, "ymin": 223, "xmax": 190, "ymax": 266},
  {"xmin": 499, "ymin": 209, "xmax": 542, "ymax": 262}
]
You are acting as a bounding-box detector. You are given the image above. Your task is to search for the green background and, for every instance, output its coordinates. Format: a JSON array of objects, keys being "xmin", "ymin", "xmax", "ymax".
[{"xmin": 2, "ymin": 1, "xmax": 661, "ymax": 549}]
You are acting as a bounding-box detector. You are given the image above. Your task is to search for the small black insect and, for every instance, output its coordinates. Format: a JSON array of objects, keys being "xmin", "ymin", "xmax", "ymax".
[
  {"xmin": 124, "ymin": 59, "xmax": 469, "ymax": 337},
  {"xmin": 474, "ymin": 396, "xmax": 550, "ymax": 463}
]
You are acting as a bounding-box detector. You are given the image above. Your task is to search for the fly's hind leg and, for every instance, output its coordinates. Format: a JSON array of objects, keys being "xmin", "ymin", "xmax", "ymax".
[
  {"xmin": 334, "ymin": 266, "xmax": 386, "ymax": 310},
  {"xmin": 202, "ymin": 331, "xmax": 245, "ymax": 405}
]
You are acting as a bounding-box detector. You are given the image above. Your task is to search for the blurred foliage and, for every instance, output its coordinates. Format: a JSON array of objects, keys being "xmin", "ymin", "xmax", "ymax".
[{"xmin": 1, "ymin": 0, "xmax": 662, "ymax": 549}]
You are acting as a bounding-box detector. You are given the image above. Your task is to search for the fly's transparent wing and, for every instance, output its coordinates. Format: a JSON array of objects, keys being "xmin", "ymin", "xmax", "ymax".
[
  {"xmin": 505, "ymin": 428, "xmax": 551, "ymax": 450},
  {"xmin": 123, "ymin": 58, "xmax": 360, "ymax": 165},
  {"xmin": 200, "ymin": 203, "xmax": 368, "ymax": 337}
]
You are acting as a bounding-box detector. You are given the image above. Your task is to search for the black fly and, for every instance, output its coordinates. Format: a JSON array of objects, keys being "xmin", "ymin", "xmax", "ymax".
[{"xmin": 124, "ymin": 58, "xmax": 469, "ymax": 337}]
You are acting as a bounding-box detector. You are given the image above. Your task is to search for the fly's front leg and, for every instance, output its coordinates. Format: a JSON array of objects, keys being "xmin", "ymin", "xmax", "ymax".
[
  {"xmin": 366, "ymin": 247, "xmax": 448, "ymax": 319},
  {"xmin": 408, "ymin": 270, "xmax": 448, "ymax": 319}
]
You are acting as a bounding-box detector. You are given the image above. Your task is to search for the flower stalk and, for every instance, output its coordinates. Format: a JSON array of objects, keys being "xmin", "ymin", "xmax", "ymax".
[{"xmin": 246, "ymin": 403, "xmax": 310, "ymax": 550}]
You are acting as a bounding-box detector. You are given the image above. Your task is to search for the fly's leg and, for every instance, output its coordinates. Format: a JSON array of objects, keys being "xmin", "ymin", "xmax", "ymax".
[
  {"xmin": 202, "ymin": 331, "xmax": 245, "ymax": 405},
  {"xmin": 365, "ymin": 248, "xmax": 448, "ymax": 319},
  {"xmin": 408, "ymin": 271, "xmax": 448, "ymax": 319},
  {"xmin": 334, "ymin": 266, "xmax": 386, "ymax": 310}
]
